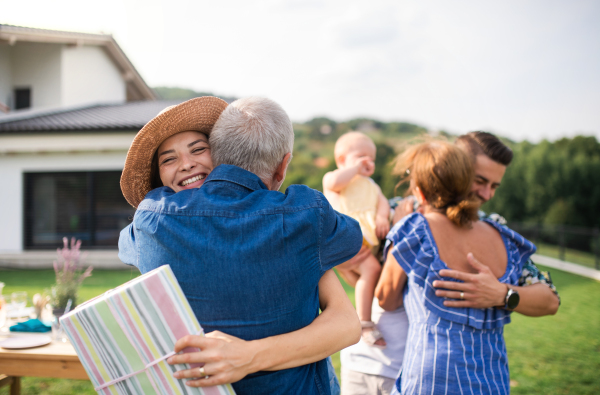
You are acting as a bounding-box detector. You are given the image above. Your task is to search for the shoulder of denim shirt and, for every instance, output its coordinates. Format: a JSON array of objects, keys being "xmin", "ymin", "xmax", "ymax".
[
  {"xmin": 135, "ymin": 166, "xmax": 328, "ymax": 215},
  {"xmin": 136, "ymin": 186, "xmax": 179, "ymax": 213},
  {"xmin": 281, "ymin": 184, "xmax": 331, "ymax": 212}
]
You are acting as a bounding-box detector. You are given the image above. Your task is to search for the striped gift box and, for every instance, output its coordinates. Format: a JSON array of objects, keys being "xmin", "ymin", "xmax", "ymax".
[{"xmin": 60, "ymin": 265, "xmax": 235, "ymax": 395}]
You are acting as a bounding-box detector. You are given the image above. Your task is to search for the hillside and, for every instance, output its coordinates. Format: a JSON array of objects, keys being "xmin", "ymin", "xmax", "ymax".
[{"xmin": 152, "ymin": 86, "xmax": 600, "ymax": 232}]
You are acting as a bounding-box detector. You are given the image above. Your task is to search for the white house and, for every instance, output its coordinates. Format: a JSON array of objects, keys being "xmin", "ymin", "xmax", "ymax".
[
  {"xmin": 0, "ymin": 25, "xmax": 181, "ymax": 267},
  {"xmin": 0, "ymin": 24, "xmax": 155, "ymax": 111}
]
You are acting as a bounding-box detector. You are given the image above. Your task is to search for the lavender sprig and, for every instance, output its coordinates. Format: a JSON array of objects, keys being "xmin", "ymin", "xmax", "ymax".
[{"xmin": 51, "ymin": 237, "xmax": 93, "ymax": 310}]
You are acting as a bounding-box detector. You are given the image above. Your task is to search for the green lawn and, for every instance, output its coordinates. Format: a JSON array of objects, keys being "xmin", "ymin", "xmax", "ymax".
[
  {"xmin": 535, "ymin": 242, "xmax": 599, "ymax": 270},
  {"xmin": 504, "ymin": 266, "xmax": 600, "ymax": 395},
  {"xmin": 1, "ymin": 265, "xmax": 599, "ymax": 394},
  {"xmin": 0, "ymin": 268, "xmax": 142, "ymax": 304}
]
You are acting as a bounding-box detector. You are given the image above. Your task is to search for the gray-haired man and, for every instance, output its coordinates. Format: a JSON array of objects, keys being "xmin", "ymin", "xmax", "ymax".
[{"xmin": 129, "ymin": 97, "xmax": 362, "ymax": 395}]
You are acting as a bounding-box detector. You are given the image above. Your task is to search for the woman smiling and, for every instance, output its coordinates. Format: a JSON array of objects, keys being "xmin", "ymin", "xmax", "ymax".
[{"xmin": 153, "ymin": 131, "xmax": 212, "ymax": 192}]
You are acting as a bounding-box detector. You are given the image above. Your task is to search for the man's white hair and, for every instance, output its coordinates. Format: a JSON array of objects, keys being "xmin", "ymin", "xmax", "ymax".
[{"xmin": 210, "ymin": 97, "xmax": 294, "ymax": 182}]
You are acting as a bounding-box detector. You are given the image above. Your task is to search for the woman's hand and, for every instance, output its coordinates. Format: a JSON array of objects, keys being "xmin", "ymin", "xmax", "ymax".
[{"xmin": 167, "ymin": 331, "xmax": 259, "ymax": 387}]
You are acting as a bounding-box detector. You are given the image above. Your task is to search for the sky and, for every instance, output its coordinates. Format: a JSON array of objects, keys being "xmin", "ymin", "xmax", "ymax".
[{"xmin": 2, "ymin": 0, "xmax": 599, "ymax": 142}]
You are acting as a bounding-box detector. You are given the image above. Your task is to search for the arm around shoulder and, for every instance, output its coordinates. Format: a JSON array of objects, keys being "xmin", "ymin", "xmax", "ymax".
[
  {"xmin": 511, "ymin": 283, "xmax": 559, "ymax": 316},
  {"xmin": 514, "ymin": 259, "xmax": 560, "ymax": 316},
  {"xmin": 167, "ymin": 270, "xmax": 360, "ymax": 387},
  {"xmin": 213, "ymin": 270, "xmax": 360, "ymax": 373},
  {"xmin": 259, "ymin": 269, "xmax": 361, "ymax": 370}
]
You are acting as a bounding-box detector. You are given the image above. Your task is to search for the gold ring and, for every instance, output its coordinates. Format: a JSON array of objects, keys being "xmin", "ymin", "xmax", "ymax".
[
  {"xmin": 460, "ymin": 292, "xmax": 465, "ymax": 300},
  {"xmin": 198, "ymin": 367, "xmax": 205, "ymax": 377}
]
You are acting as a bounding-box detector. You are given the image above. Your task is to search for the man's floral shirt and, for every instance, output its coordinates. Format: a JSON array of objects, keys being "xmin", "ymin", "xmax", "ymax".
[{"xmin": 481, "ymin": 211, "xmax": 560, "ymax": 304}]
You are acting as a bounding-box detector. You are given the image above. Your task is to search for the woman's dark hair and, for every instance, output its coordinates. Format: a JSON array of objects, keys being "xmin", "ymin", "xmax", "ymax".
[
  {"xmin": 393, "ymin": 141, "xmax": 479, "ymax": 227},
  {"xmin": 149, "ymin": 151, "xmax": 164, "ymax": 189},
  {"xmin": 455, "ymin": 131, "xmax": 513, "ymax": 166}
]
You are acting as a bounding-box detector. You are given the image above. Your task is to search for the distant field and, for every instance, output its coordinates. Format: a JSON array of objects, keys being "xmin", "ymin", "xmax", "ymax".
[
  {"xmin": 1, "ymin": 264, "xmax": 598, "ymax": 395},
  {"xmin": 535, "ymin": 242, "xmax": 599, "ymax": 270}
]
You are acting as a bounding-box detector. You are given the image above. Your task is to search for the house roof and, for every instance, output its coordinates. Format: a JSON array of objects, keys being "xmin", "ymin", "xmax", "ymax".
[
  {"xmin": 0, "ymin": 100, "xmax": 185, "ymax": 133},
  {"xmin": 0, "ymin": 24, "xmax": 157, "ymax": 101}
]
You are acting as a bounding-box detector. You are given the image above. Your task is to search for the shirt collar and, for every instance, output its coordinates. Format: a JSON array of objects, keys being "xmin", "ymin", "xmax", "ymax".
[{"xmin": 205, "ymin": 164, "xmax": 268, "ymax": 191}]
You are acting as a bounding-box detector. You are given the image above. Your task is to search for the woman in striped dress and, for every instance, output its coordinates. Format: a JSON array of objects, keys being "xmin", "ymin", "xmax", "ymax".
[{"xmin": 375, "ymin": 141, "xmax": 535, "ymax": 395}]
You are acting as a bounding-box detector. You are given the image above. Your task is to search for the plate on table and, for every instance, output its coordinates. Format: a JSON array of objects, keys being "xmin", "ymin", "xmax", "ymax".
[
  {"xmin": 0, "ymin": 335, "xmax": 52, "ymax": 349},
  {"xmin": 7, "ymin": 307, "xmax": 34, "ymax": 319}
]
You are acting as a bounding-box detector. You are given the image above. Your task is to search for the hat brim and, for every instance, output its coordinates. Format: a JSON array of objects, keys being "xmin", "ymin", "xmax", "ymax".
[{"xmin": 121, "ymin": 96, "xmax": 228, "ymax": 208}]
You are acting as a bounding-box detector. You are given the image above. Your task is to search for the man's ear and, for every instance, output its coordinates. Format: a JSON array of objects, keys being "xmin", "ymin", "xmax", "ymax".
[{"xmin": 273, "ymin": 152, "xmax": 293, "ymax": 183}]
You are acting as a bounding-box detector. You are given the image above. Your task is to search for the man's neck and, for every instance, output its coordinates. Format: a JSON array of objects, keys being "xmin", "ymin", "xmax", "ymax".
[{"xmin": 262, "ymin": 178, "xmax": 281, "ymax": 191}]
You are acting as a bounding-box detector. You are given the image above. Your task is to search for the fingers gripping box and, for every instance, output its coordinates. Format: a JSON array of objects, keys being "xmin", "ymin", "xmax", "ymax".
[{"xmin": 60, "ymin": 265, "xmax": 235, "ymax": 395}]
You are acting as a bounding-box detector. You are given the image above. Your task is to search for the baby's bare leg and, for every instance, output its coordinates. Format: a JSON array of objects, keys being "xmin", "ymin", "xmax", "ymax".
[
  {"xmin": 335, "ymin": 246, "xmax": 371, "ymax": 288},
  {"xmin": 354, "ymin": 253, "xmax": 382, "ymax": 322}
]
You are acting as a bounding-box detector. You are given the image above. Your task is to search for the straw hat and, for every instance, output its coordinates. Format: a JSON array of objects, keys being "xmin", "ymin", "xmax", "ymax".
[{"xmin": 121, "ymin": 96, "xmax": 228, "ymax": 208}]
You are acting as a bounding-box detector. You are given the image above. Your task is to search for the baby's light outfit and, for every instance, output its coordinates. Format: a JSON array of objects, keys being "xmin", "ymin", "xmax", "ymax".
[{"xmin": 338, "ymin": 175, "xmax": 380, "ymax": 252}]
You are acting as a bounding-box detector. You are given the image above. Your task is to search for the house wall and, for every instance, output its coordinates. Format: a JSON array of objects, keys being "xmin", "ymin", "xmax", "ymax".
[
  {"xmin": 61, "ymin": 45, "xmax": 126, "ymax": 107},
  {"xmin": 0, "ymin": 132, "xmax": 135, "ymax": 252},
  {"xmin": 3, "ymin": 43, "xmax": 128, "ymax": 111},
  {"xmin": 12, "ymin": 42, "xmax": 63, "ymax": 109},
  {"xmin": 0, "ymin": 45, "xmax": 13, "ymax": 107}
]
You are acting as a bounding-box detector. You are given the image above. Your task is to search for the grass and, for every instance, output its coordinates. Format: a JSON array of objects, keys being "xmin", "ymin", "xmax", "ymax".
[
  {"xmin": 1, "ymin": 264, "xmax": 599, "ymax": 394},
  {"xmin": 535, "ymin": 242, "xmax": 599, "ymax": 270},
  {"xmin": 504, "ymin": 266, "xmax": 600, "ymax": 395},
  {"xmin": 0, "ymin": 268, "xmax": 142, "ymax": 304}
]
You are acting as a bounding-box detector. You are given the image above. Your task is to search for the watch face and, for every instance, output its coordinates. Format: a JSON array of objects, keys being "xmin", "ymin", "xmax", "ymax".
[{"xmin": 507, "ymin": 290, "xmax": 520, "ymax": 310}]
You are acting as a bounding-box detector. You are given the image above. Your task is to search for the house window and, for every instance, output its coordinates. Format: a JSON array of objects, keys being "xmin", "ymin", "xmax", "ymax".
[
  {"xmin": 23, "ymin": 171, "xmax": 135, "ymax": 249},
  {"xmin": 14, "ymin": 88, "xmax": 31, "ymax": 110}
]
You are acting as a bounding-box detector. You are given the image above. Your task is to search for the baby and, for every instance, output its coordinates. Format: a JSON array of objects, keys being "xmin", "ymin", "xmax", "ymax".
[{"xmin": 323, "ymin": 131, "xmax": 390, "ymax": 348}]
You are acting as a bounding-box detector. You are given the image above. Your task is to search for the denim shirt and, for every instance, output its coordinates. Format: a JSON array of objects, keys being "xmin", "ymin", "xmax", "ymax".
[{"xmin": 119, "ymin": 164, "xmax": 362, "ymax": 395}]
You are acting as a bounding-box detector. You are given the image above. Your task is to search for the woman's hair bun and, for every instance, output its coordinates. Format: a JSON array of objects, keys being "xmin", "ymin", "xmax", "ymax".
[
  {"xmin": 392, "ymin": 140, "xmax": 479, "ymax": 227},
  {"xmin": 445, "ymin": 196, "xmax": 480, "ymax": 227}
]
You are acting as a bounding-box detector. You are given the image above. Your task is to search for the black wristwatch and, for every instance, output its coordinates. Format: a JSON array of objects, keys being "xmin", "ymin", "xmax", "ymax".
[{"xmin": 505, "ymin": 287, "xmax": 520, "ymax": 310}]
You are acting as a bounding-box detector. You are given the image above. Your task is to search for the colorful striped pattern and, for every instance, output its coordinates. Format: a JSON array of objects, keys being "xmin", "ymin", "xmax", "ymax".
[{"xmin": 60, "ymin": 265, "xmax": 236, "ymax": 395}]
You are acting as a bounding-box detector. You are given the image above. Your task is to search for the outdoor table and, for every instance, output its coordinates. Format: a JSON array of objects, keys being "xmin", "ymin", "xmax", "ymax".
[{"xmin": 0, "ymin": 332, "xmax": 88, "ymax": 394}]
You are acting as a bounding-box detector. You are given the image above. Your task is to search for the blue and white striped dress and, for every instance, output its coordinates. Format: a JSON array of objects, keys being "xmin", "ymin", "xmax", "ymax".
[{"xmin": 386, "ymin": 213, "xmax": 536, "ymax": 395}]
